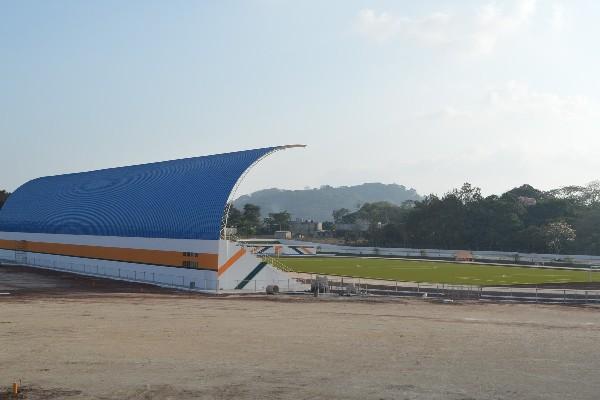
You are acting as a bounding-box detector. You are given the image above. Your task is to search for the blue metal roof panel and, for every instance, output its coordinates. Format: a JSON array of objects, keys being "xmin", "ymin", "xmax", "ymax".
[{"xmin": 0, "ymin": 147, "xmax": 276, "ymax": 240}]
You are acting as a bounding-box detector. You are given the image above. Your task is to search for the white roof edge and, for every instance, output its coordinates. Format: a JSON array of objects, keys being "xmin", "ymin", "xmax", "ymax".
[{"xmin": 276, "ymin": 144, "xmax": 307, "ymax": 149}]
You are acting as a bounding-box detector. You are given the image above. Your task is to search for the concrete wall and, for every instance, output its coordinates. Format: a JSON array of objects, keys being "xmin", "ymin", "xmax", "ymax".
[{"xmin": 282, "ymin": 240, "xmax": 600, "ymax": 266}]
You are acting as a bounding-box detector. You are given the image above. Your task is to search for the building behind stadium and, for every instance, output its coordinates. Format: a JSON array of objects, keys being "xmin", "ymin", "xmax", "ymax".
[{"xmin": 0, "ymin": 146, "xmax": 304, "ymax": 290}]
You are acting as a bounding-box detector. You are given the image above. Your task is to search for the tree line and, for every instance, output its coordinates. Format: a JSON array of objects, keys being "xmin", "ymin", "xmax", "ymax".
[
  {"xmin": 334, "ymin": 182, "xmax": 600, "ymax": 255},
  {"xmin": 226, "ymin": 204, "xmax": 293, "ymax": 236}
]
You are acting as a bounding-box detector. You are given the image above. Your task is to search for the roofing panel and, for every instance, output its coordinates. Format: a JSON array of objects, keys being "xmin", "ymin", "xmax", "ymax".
[{"xmin": 0, "ymin": 147, "xmax": 276, "ymax": 240}]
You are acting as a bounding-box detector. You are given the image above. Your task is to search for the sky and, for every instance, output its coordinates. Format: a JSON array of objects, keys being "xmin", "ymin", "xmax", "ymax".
[{"xmin": 2, "ymin": 0, "xmax": 600, "ymax": 198}]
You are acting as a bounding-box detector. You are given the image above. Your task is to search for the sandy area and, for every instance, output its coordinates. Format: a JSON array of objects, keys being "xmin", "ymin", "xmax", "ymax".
[{"xmin": 1, "ymin": 292, "xmax": 600, "ymax": 400}]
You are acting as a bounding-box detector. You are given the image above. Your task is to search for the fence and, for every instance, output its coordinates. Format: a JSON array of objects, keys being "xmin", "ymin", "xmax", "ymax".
[
  {"xmin": 296, "ymin": 274, "xmax": 600, "ymax": 304},
  {"xmin": 222, "ymin": 278, "xmax": 308, "ymax": 292},
  {"xmin": 4, "ymin": 255, "xmax": 600, "ymax": 304},
  {"xmin": 13, "ymin": 256, "xmax": 220, "ymax": 291},
  {"xmin": 1, "ymin": 256, "xmax": 307, "ymax": 293},
  {"xmin": 257, "ymin": 254, "xmax": 294, "ymax": 272}
]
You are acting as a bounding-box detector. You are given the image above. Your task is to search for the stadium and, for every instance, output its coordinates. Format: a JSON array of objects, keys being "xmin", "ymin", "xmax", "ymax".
[{"xmin": 0, "ymin": 145, "xmax": 304, "ymax": 291}]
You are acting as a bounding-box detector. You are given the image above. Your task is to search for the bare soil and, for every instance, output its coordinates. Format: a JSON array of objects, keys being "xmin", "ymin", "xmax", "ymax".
[
  {"xmin": 0, "ymin": 264, "xmax": 178, "ymax": 297},
  {"xmin": 1, "ymin": 265, "xmax": 600, "ymax": 399}
]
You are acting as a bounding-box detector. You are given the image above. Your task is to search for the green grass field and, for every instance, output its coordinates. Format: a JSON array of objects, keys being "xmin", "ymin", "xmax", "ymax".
[{"xmin": 281, "ymin": 256, "xmax": 599, "ymax": 285}]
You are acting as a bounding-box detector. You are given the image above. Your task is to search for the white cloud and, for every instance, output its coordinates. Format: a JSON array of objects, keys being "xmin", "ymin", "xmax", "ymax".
[
  {"xmin": 403, "ymin": 81, "xmax": 600, "ymax": 194},
  {"xmin": 425, "ymin": 81, "xmax": 599, "ymax": 120},
  {"xmin": 484, "ymin": 81, "xmax": 598, "ymax": 118},
  {"xmin": 550, "ymin": 3, "xmax": 567, "ymax": 31},
  {"xmin": 356, "ymin": 0, "xmax": 538, "ymax": 54},
  {"xmin": 473, "ymin": 0, "xmax": 536, "ymax": 53},
  {"xmin": 419, "ymin": 105, "xmax": 474, "ymax": 120},
  {"xmin": 355, "ymin": 9, "xmax": 456, "ymax": 45},
  {"xmin": 355, "ymin": 9, "xmax": 403, "ymax": 42}
]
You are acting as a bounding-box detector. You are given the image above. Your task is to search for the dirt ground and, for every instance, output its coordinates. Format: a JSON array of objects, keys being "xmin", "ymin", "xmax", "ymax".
[
  {"xmin": 0, "ymin": 265, "xmax": 177, "ymax": 296},
  {"xmin": 1, "ymin": 266, "xmax": 600, "ymax": 399}
]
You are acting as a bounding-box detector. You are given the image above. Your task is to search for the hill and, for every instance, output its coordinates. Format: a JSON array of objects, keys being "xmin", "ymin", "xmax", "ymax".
[{"xmin": 234, "ymin": 183, "xmax": 421, "ymax": 221}]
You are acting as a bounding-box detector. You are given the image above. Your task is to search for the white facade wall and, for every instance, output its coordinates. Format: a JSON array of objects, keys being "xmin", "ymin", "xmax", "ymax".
[
  {"xmin": 282, "ymin": 240, "xmax": 600, "ymax": 266},
  {"xmin": 0, "ymin": 238, "xmax": 299, "ymax": 292},
  {"xmin": 0, "ymin": 248, "xmax": 219, "ymax": 290}
]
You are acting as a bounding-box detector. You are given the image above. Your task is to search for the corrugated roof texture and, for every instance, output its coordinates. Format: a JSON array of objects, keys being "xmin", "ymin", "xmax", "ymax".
[{"xmin": 0, "ymin": 147, "xmax": 275, "ymax": 240}]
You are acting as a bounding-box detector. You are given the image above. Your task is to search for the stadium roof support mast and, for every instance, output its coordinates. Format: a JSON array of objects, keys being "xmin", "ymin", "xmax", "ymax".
[{"xmin": 220, "ymin": 144, "xmax": 306, "ymax": 241}]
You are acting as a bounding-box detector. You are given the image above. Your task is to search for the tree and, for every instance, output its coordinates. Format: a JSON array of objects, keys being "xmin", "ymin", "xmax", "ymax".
[
  {"xmin": 543, "ymin": 221, "xmax": 576, "ymax": 254},
  {"xmin": 264, "ymin": 211, "xmax": 291, "ymax": 233},
  {"xmin": 571, "ymin": 206, "xmax": 600, "ymax": 254},
  {"xmin": 0, "ymin": 190, "xmax": 10, "ymax": 209},
  {"xmin": 238, "ymin": 204, "xmax": 261, "ymax": 236},
  {"xmin": 227, "ymin": 181, "xmax": 600, "ymax": 255},
  {"xmin": 464, "ymin": 195, "xmax": 524, "ymax": 251},
  {"xmin": 584, "ymin": 181, "xmax": 600, "ymax": 205},
  {"xmin": 549, "ymin": 181, "xmax": 600, "ymax": 206},
  {"xmin": 404, "ymin": 184, "xmax": 529, "ymax": 251},
  {"xmin": 524, "ymin": 198, "xmax": 573, "ymax": 226},
  {"xmin": 516, "ymin": 225, "xmax": 547, "ymax": 253},
  {"xmin": 354, "ymin": 201, "xmax": 407, "ymax": 226},
  {"xmin": 332, "ymin": 208, "xmax": 350, "ymax": 223},
  {"xmin": 226, "ymin": 204, "xmax": 242, "ymax": 227},
  {"xmin": 322, "ymin": 221, "xmax": 335, "ymax": 231},
  {"xmin": 451, "ymin": 182, "xmax": 482, "ymax": 204},
  {"xmin": 506, "ymin": 184, "xmax": 545, "ymax": 200}
]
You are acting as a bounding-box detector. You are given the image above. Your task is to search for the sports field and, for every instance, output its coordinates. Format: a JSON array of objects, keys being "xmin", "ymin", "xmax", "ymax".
[{"xmin": 281, "ymin": 256, "xmax": 599, "ymax": 285}]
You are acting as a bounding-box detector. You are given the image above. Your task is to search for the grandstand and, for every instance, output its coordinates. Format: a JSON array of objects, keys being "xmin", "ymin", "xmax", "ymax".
[{"xmin": 0, "ymin": 145, "xmax": 305, "ymax": 290}]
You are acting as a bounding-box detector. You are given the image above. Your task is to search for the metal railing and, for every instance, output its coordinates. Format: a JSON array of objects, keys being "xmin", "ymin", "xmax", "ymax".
[
  {"xmin": 7, "ymin": 256, "xmax": 220, "ymax": 292},
  {"xmin": 3, "ymin": 255, "xmax": 599, "ymax": 304},
  {"xmin": 0, "ymin": 256, "xmax": 307, "ymax": 293},
  {"xmin": 224, "ymin": 278, "xmax": 308, "ymax": 292},
  {"xmin": 295, "ymin": 274, "xmax": 600, "ymax": 304},
  {"xmin": 258, "ymin": 254, "xmax": 294, "ymax": 272}
]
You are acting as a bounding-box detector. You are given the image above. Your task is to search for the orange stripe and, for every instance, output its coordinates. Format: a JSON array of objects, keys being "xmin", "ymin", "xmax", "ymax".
[
  {"xmin": 0, "ymin": 239, "xmax": 218, "ymax": 270},
  {"xmin": 218, "ymin": 248, "xmax": 246, "ymax": 277}
]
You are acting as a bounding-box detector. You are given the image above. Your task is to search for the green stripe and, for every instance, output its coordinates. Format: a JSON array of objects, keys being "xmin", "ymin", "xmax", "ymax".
[{"xmin": 235, "ymin": 262, "xmax": 268, "ymax": 289}]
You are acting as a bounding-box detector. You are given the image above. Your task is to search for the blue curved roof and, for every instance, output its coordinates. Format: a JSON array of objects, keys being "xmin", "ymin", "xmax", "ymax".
[{"xmin": 0, "ymin": 147, "xmax": 277, "ymax": 240}]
